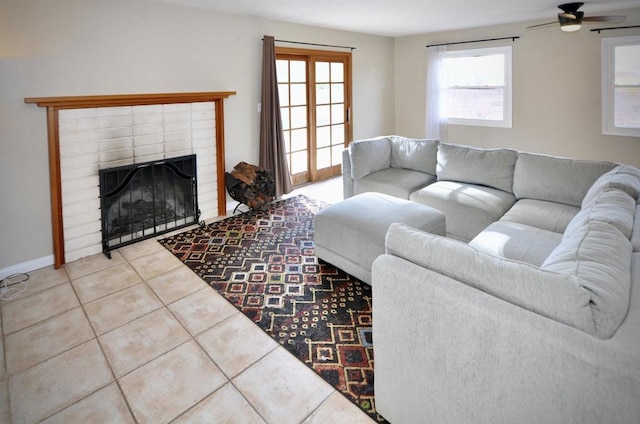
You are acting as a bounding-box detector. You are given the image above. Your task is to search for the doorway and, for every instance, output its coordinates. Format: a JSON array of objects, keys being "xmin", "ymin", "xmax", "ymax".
[{"xmin": 276, "ymin": 48, "xmax": 353, "ymax": 186}]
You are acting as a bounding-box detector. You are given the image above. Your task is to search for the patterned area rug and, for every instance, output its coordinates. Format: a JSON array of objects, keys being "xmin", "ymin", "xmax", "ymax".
[{"xmin": 159, "ymin": 195, "xmax": 387, "ymax": 422}]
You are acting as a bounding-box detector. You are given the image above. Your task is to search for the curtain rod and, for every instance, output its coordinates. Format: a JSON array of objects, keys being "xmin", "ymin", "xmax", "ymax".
[
  {"xmin": 426, "ymin": 36, "xmax": 520, "ymax": 48},
  {"xmin": 270, "ymin": 38, "xmax": 356, "ymax": 51},
  {"xmin": 590, "ymin": 25, "xmax": 640, "ymax": 33}
]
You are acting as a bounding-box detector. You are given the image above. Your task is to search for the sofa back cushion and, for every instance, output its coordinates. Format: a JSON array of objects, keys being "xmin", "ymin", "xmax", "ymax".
[
  {"xmin": 390, "ymin": 136, "xmax": 438, "ymax": 175},
  {"xmin": 513, "ymin": 153, "xmax": 615, "ymax": 207},
  {"xmin": 349, "ymin": 136, "xmax": 392, "ymax": 180},
  {"xmin": 542, "ymin": 220, "xmax": 632, "ymax": 339},
  {"xmin": 385, "ymin": 223, "xmax": 595, "ymax": 335},
  {"xmin": 436, "ymin": 142, "xmax": 518, "ymax": 193},
  {"xmin": 582, "ymin": 165, "xmax": 640, "ymax": 207},
  {"xmin": 564, "ymin": 188, "xmax": 636, "ymax": 240}
]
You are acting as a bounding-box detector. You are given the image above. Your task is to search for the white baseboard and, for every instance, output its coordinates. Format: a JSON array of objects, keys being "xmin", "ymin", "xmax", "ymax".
[{"xmin": 0, "ymin": 255, "xmax": 55, "ymax": 280}]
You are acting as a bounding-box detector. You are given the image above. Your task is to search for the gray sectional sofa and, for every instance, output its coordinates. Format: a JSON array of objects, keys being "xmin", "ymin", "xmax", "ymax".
[{"xmin": 341, "ymin": 136, "xmax": 640, "ymax": 423}]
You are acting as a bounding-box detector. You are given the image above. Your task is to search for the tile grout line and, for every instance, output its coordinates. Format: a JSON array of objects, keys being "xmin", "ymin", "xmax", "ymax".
[{"xmin": 65, "ymin": 262, "xmax": 141, "ymax": 424}]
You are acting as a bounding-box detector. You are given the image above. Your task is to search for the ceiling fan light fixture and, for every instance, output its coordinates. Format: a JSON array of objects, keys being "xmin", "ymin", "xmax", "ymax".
[
  {"xmin": 559, "ymin": 11, "xmax": 583, "ymax": 32},
  {"xmin": 560, "ymin": 22, "xmax": 582, "ymax": 31}
]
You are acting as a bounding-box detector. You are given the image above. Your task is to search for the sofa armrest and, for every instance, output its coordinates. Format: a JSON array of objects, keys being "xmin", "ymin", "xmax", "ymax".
[
  {"xmin": 384, "ymin": 222, "xmax": 597, "ymax": 335},
  {"xmin": 342, "ymin": 148, "xmax": 354, "ymax": 199}
]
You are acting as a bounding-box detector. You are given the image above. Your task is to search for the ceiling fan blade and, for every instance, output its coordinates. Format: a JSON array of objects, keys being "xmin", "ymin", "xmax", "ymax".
[
  {"xmin": 583, "ymin": 15, "xmax": 626, "ymax": 23},
  {"xmin": 526, "ymin": 21, "xmax": 558, "ymax": 30}
]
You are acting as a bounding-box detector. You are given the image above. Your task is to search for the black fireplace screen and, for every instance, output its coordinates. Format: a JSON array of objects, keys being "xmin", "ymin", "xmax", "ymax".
[{"xmin": 99, "ymin": 154, "xmax": 200, "ymax": 258}]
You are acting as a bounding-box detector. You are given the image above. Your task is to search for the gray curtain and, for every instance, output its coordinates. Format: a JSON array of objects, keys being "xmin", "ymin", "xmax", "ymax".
[{"xmin": 259, "ymin": 35, "xmax": 293, "ymax": 197}]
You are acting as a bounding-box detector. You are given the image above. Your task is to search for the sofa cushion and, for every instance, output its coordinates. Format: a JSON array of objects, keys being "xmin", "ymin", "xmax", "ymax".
[
  {"xmin": 349, "ymin": 136, "xmax": 391, "ymax": 180},
  {"xmin": 410, "ymin": 181, "xmax": 516, "ymax": 242},
  {"xmin": 470, "ymin": 221, "xmax": 562, "ymax": 267},
  {"xmin": 384, "ymin": 223, "xmax": 596, "ymax": 336},
  {"xmin": 582, "ymin": 165, "xmax": 640, "ymax": 207},
  {"xmin": 390, "ymin": 137, "xmax": 438, "ymax": 175},
  {"xmin": 542, "ymin": 221, "xmax": 632, "ymax": 339},
  {"xmin": 513, "ymin": 153, "xmax": 616, "ymax": 207},
  {"xmin": 500, "ymin": 199, "xmax": 579, "ymax": 233},
  {"xmin": 354, "ymin": 168, "xmax": 436, "ymax": 200},
  {"xmin": 436, "ymin": 142, "xmax": 518, "ymax": 193},
  {"xmin": 564, "ymin": 188, "xmax": 636, "ymax": 240}
]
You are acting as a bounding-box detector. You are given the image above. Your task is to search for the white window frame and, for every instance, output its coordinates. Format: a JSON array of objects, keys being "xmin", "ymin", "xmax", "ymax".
[
  {"xmin": 441, "ymin": 46, "xmax": 512, "ymax": 128},
  {"xmin": 602, "ymin": 35, "xmax": 640, "ymax": 137}
]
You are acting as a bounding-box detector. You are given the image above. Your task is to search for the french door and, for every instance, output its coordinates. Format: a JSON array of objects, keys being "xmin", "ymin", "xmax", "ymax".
[{"xmin": 276, "ymin": 48, "xmax": 352, "ymax": 186}]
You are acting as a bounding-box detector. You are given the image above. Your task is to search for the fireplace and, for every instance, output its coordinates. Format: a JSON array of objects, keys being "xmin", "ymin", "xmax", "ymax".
[
  {"xmin": 25, "ymin": 91, "xmax": 236, "ymax": 268},
  {"xmin": 99, "ymin": 154, "xmax": 200, "ymax": 258}
]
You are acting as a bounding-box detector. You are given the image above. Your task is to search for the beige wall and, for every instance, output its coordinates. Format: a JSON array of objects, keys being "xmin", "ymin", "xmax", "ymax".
[
  {"xmin": 394, "ymin": 7, "xmax": 640, "ymax": 167},
  {"xmin": 0, "ymin": 0, "xmax": 395, "ymax": 270}
]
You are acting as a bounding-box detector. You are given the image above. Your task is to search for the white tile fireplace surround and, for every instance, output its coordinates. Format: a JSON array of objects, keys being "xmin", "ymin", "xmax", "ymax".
[
  {"xmin": 59, "ymin": 103, "xmax": 218, "ymax": 263},
  {"xmin": 25, "ymin": 92, "xmax": 235, "ymax": 268}
]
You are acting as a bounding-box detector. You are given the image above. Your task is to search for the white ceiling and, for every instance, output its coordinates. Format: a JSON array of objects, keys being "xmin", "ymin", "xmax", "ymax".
[{"xmin": 144, "ymin": 0, "xmax": 640, "ymax": 37}]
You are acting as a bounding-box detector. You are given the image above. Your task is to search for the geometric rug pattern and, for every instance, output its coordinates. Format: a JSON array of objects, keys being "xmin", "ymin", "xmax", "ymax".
[{"xmin": 158, "ymin": 195, "xmax": 387, "ymax": 422}]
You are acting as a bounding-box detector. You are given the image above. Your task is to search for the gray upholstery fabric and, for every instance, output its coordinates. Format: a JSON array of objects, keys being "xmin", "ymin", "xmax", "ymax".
[
  {"xmin": 390, "ymin": 136, "xmax": 438, "ymax": 174},
  {"xmin": 565, "ymin": 188, "xmax": 636, "ymax": 240},
  {"xmin": 513, "ymin": 153, "xmax": 616, "ymax": 207},
  {"xmin": 436, "ymin": 142, "xmax": 518, "ymax": 193},
  {"xmin": 542, "ymin": 221, "xmax": 632, "ymax": 339},
  {"xmin": 500, "ymin": 199, "xmax": 579, "ymax": 233},
  {"xmin": 582, "ymin": 165, "xmax": 640, "ymax": 207},
  {"xmin": 314, "ymin": 193, "xmax": 445, "ymax": 285},
  {"xmin": 410, "ymin": 181, "xmax": 516, "ymax": 241},
  {"xmin": 341, "ymin": 148, "xmax": 354, "ymax": 198},
  {"xmin": 372, "ymin": 251, "xmax": 640, "ymax": 424},
  {"xmin": 348, "ymin": 136, "xmax": 391, "ymax": 180},
  {"xmin": 354, "ymin": 168, "xmax": 436, "ymax": 200},
  {"xmin": 633, "ymin": 204, "xmax": 640, "ymax": 253},
  {"xmin": 384, "ymin": 223, "xmax": 595, "ymax": 334},
  {"xmin": 469, "ymin": 221, "xmax": 562, "ymax": 267}
]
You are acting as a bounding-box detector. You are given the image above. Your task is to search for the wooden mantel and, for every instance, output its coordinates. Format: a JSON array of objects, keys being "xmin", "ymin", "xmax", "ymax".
[{"xmin": 25, "ymin": 91, "xmax": 236, "ymax": 269}]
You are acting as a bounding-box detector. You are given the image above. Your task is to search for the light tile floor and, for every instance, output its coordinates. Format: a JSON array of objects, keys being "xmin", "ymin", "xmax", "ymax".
[{"xmin": 1, "ymin": 177, "xmax": 375, "ymax": 423}]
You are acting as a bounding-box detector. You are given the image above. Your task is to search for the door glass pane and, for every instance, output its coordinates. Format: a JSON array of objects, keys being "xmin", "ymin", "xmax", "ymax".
[
  {"xmin": 331, "ymin": 104, "xmax": 344, "ymax": 124},
  {"xmin": 316, "ymin": 105, "xmax": 330, "ymax": 126},
  {"xmin": 278, "ymin": 84, "xmax": 289, "ymax": 107},
  {"xmin": 316, "ymin": 126, "xmax": 331, "ymax": 148},
  {"xmin": 331, "ymin": 62, "xmax": 344, "ymax": 82},
  {"xmin": 280, "ymin": 108, "xmax": 290, "ymax": 130},
  {"xmin": 283, "ymin": 130, "xmax": 290, "ymax": 149},
  {"xmin": 290, "ymin": 61, "xmax": 306, "ymax": 83},
  {"xmin": 332, "ymin": 124, "xmax": 345, "ymax": 145},
  {"xmin": 290, "ymin": 84, "xmax": 306, "ymax": 106},
  {"xmin": 276, "ymin": 60, "xmax": 289, "ymax": 81},
  {"xmin": 317, "ymin": 147, "xmax": 331, "ymax": 168},
  {"xmin": 316, "ymin": 62, "xmax": 330, "ymax": 83},
  {"xmin": 316, "ymin": 84, "xmax": 330, "ymax": 104},
  {"xmin": 331, "ymin": 145, "xmax": 342, "ymax": 166},
  {"xmin": 291, "ymin": 151, "xmax": 308, "ymax": 174},
  {"xmin": 290, "ymin": 106, "xmax": 307, "ymax": 128},
  {"xmin": 331, "ymin": 83, "xmax": 344, "ymax": 103},
  {"xmin": 291, "ymin": 128, "xmax": 307, "ymax": 151}
]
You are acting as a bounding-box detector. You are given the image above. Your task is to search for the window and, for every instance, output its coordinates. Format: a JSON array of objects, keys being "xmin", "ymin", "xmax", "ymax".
[
  {"xmin": 441, "ymin": 46, "xmax": 512, "ymax": 128},
  {"xmin": 602, "ymin": 36, "xmax": 640, "ymax": 137}
]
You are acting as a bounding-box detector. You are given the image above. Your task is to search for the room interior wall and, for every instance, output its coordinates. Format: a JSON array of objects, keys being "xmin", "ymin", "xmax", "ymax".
[
  {"xmin": 0, "ymin": 0, "xmax": 395, "ymax": 271},
  {"xmin": 394, "ymin": 7, "xmax": 640, "ymax": 168}
]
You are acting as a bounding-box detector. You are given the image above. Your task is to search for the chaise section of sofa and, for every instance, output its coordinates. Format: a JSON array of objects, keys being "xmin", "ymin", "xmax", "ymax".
[{"xmin": 373, "ymin": 219, "xmax": 640, "ymax": 423}]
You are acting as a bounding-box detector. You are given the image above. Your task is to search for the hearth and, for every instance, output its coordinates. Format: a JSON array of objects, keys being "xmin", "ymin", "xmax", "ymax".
[{"xmin": 99, "ymin": 154, "xmax": 201, "ymax": 258}]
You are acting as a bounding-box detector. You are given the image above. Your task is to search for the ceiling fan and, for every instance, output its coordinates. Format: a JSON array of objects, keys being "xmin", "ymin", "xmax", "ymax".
[{"xmin": 527, "ymin": 2, "xmax": 626, "ymax": 32}]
